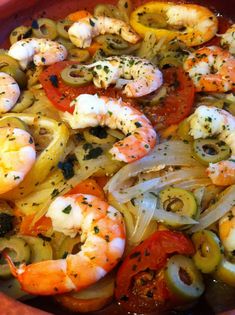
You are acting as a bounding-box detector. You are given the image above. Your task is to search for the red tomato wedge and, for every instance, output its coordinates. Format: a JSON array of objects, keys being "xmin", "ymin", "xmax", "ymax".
[
  {"xmin": 66, "ymin": 178, "xmax": 105, "ymax": 200},
  {"xmin": 39, "ymin": 61, "xmax": 123, "ymax": 113},
  {"xmin": 139, "ymin": 67, "xmax": 195, "ymax": 129},
  {"xmin": 115, "ymin": 230, "xmax": 195, "ymax": 313}
]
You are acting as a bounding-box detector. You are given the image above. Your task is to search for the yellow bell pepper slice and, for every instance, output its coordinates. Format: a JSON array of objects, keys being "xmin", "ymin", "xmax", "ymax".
[{"xmin": 130, "ymin": 2, "xmax": 218, "ymax": 47}]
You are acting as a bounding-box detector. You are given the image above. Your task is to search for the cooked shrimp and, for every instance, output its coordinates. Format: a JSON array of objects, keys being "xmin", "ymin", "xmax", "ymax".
[
  {"xmin": 5, "ymin": 194, "xmax": 125, "ymax": 295},
  {"xmin": 184, "ymin": 46, "xmax": 235, "ymax": 92},
  {"xmin": 68, "ymin": 16, "xmax": 140, "ymax": 48},
  {"xmin": 165, "ymin": 3, "xmax": 218, "ymax": 46},
  {"xmin": 87, "ymin": 56, "xmax": 163, "ymax": 97},
  {"xmin": 219, "ymin": 206, "xmax": 235, "ymax": 253},
  {"xmin": 0, "ymin": 72, "xmax": 20, "ymax": 112},
  {"xmin": 62, "ymin": 94, "xmax": 157, "ymax": 163},
  {"xmin": 130, "ymin": 2, "xmax": 218, "ymax": 47},
  {"xmin": 221, "ymin": 24, "xmax": 235, "ymax": 54},
  {"xmin": 0, "ymin": 127, "xmax": 36, "ymax": 194},
  {"xmin": 8, "ymin": 38, "xmax": 67, "ymax": 69},
  {"xmin": 188, "ymin": 105, "xmax": 235, "ymax": 186}
]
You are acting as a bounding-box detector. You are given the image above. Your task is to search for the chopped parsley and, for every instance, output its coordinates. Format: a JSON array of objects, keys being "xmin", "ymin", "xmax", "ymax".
[
  {"xmin": 49, "ymin": 75, "xmax": 59, "ymax": 88},
  {"xmin": 58, "ymin": 154, "xmax": 77, "ymax": 180},
  {"xmin": 62, "ymin": 205, "xmax": 72, "ymax": 214}
]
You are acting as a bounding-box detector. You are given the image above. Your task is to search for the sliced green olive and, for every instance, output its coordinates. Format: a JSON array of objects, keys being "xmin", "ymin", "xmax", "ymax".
[
  {"xmin": 0, "ymin": 236, "xmax": 30, "ymax": 278},
  {"xmin": 68, "ymin": 48, "xmax": 90, "ymax": 62},
  {"xmin": 61, "ymin": 64, "xmax": 93, "ymax": 87},
  {"xmin": 57, "ymin": 19, "xmax": 73, "ymax": 39},
  {"xmin": 192, "ymin": 230, "xmax": 223, "ymax": 274},
  {"xmin": 1, "ymin": 65, "xmax": 27, "ymax": 88},
  {"xmin": 165, "ymin": 254, "xmax": 205, "ymax": 301},
  {"xmin": 32, "ymin": 18, "xmax": 57, "ymax": 40},
  {"xmin": 9, "ymin": 26, "xmax": 32, "ymax": 45},
  {"xmin": 193, "ymin": 139, "xmax": 231, "ymax": 166},
  {"xmin": 21, "ymin": 236, "xmax": 53, "ymax": 262},
  {"xmin": 159, "ymin": 187, "xmax": 198, "ymax": 220},
  {"xmin": 56, "ymin": 235, "xmax": 81, "ymax": 259},
  {"xmin": 0, "ymin": 117, "xmax": 28, "ymax": 131},
  {"xmin": 11, "ymin": 90, "xmax": 35, "ymax": 113},
  {"xmin": 214, "ymin": 257, "xmax": 235, "ymax": 287},
  {"xmin": 95, "ymin": 34, "xmax": 129, "ymax": 50},
  {"xmin": 176, "ymin": 119, "xmax": 193, "ymax": 142},
  {"xmin": 0, "ymin": 54, "xmax": 19, "ymax": 69},
  {"xmin": 56, "ymin": 37, "xmax": 74, "ymax": 51},
  {"xmin": 94, "ymin": 4, "xmax": 117, "ymax": 18}
]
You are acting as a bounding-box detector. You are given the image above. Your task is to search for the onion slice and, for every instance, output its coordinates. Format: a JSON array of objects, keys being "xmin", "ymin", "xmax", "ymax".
[
  {"xmin": 153, "ymin": 207, "xmax": 198, "ymax": 226},
  {"xmin": 189, "ymin": 185, "xmax": 235, "ymax": 233},
  {"xmin": 129, "ymin": 193, "xmax": 156, "ymax": 244},
  {"xmin": 111, "ymin": 167, "xmax": 207, "ymax": 203},
  {"xmin": 105, "ymin": 140, "xmax": 199, "ymax": 193}
]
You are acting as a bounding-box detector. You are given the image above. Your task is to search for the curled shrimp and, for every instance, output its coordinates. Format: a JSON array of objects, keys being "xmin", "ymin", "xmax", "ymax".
[
  {"xmin": 130, "ymin": 2, "xmax": 218, "ymax": 47},
  {"xmin": 0, "ymin": 72, "xmax": 20, "ymax": 112},
  {"xmin": 221, "ymin": 24, "xmax": 235, "ymax": 55},
  {"xmin": 0, "ymin": 127, "xmax": 36, "ymax": 194},
  {"xmin": 184, "ymin": 46, "xmax": 235, "ymax": 92},
  {"xmin": 87, "ymin": 56, "xmax": 163, "ymax": 97},
  {"xmin": 188, "ymin": 105, "xmax": 235, "ymax": 186},
  {"xmin": 5, "ymin": 194, "xmax": 125, "ymax": 295},
  {"xmin": 219, "ymin": 206, "xmax": 235, "ymax": 254},
  {"xmin": 68, "ymin": 16, "xmax": 140, "ymax": 48},
  {"xmin": 62, "ymin": 94, "xmax": 157, "ymax": 163},
  {"xmin": 8, "ymin": 38, "xmax": 67, "ymax": 69}
]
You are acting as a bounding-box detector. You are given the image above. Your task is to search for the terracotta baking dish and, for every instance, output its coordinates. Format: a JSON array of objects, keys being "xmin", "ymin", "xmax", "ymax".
[{"xmin": 0, "ymin": 0, "xmax": 235, "ymax": 314}]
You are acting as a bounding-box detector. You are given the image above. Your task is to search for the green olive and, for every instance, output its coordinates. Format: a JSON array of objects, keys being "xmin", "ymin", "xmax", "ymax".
[
  {"xmin": 11, "ymin": 90, "xmax": 35, "ymax": 113},
  {"xmin": 159, "ymin": 187, "xmax": 198, "ymax": 227},
  {"xmin": 193, "ymin": 139, "xmax": 231, "ymax": 166},
  {"xmin": 56, "ymin": 19, "xmax": 73, "ymax": 39},
  {"xmin": 165, "ymin": 254, "xmax": 205, "ymax": 301},
  {"xmin": 214, "ymin": 257, "xmax": 235, "ymax": 287},
  {"xmin": 95, "ymin": 35, "xmax": 129, "ymax": 50},
  {"xmin": 96, "ymin": 35, "xmax": 139, "ymax": 56},
  {"xmin": 94, "ymin": 4, "xmax": 117, "ymax": 18},
  {"xmin": 0, "ymin": 54, "xmax": 19, "ymax": 69},
  {"xmin": 192, "ymin": 230, "xmax": 223, "ymax": 274},
  {"xmin": 61, "ymin": 64, "xmax": 93, "ymax": 87},
  {"xmin": 56, "ymin": 235, "xmax": 81, "ymax": 259},
  {"xmin": 9, "ymin": 26, "xmax": 32, "ymax": 45},
  {"xmin": 56, "ymin": 37, "xmax": 74, "ymax": 51},
  {"xmin": 0, "ymin": 117, "xmax": 29, "ymax": 131},
  {"xmin": 68, "ymin": 48, "xmax": 90, "ymax": 62},
  {"xmin": 1, "ymin": 65, "xmax": 27, "ymax": 88},
  {"xmin": 21, "ymin": 236, "xmax": 53, "ymax": 262},
  {"xmin": 32, "ymin": 18, "xmax": 57, "ymax": 40},
  {"xmin": 0, "ymin": 236, "xmax": 30, "ymax": 278}
]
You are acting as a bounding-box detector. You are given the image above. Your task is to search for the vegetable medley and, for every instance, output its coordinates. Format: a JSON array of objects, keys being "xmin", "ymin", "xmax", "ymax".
[{"xmin": 0, "ymin": 0, "xmax": 235, "ymax": 314}]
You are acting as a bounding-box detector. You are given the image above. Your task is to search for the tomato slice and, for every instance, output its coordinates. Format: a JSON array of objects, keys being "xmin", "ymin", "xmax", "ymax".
[
  {"xmin": 39, "ymin": 61, "xmax": 124, "ymax": 113},
  {"xmin": 66, "ymin": 178, "xmax": 105, "ymax": 200},
  {"xmin": 115, "ymin": 230, "xmax": 195, "ymax": 313},
  {"xmin": 139, "ymin": 67, "xmax": 195, "ymax": 129}
]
